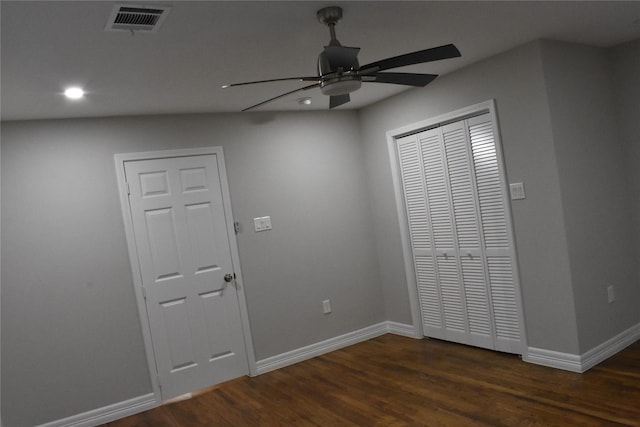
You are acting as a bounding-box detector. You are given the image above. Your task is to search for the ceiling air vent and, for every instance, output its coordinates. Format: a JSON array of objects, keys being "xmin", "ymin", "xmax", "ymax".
[{"xmin": 106, "ymin": 4, "xmax": 170, "ymax": 33}]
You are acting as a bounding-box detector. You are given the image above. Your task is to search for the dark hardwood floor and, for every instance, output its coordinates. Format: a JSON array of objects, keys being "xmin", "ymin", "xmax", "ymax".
[{"xmin": 104, "ymin": 334, "xmax": 640, "ymax": 426}]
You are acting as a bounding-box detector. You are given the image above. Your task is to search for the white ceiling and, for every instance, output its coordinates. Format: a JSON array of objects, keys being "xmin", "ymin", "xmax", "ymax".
[{"xmin": 2, "ymin": 1, "xmax": 639, "ymax": 121}]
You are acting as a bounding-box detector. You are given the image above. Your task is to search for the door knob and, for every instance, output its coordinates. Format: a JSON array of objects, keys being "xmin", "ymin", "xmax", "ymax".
[{"xmin": 224, "ymin": 273, "xmax": 234, "ymax": 283}]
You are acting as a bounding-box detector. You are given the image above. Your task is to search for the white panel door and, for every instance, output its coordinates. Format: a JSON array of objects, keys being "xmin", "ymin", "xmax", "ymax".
[{"xmin": 124, "ymin": 154, "xmax": 248, "ymax": 400}]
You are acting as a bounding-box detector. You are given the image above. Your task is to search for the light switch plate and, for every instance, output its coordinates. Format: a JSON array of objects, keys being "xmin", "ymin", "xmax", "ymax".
[
  {"xmin": 509, "ymin": 182, "xmax": 526, "ymax": 200},
  {"xmin": 253, "ymin": 216, "xmax": 272, "ymax": 232},
  {"xmin": 322, "ymin": 299, "xmax": 332, "ymax": 314}
]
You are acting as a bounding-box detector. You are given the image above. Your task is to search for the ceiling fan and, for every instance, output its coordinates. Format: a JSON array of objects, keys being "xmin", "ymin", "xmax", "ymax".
[{"xmin": 222, "ymin": 6, "xmax": 461, "ymax": 111}]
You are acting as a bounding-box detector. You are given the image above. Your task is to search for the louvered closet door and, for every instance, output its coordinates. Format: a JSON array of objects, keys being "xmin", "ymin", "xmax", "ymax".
[
  {"xmin": 467, "ymin": 114, "xmax": 522, "ymax": 353},
  {"xmin": 397, "ymin": 134, "xmax": 445, "ymax": 340},
  {"xmin": 441, "ymin": 121, "xmax": 494, "ymax": 350},
  {"xmin": 419, "ymin": 128, "xmax": 471, "ymax": 346},
  {"xmin": 397, "ymin": 112, "xmax": 523, "ymax": 355}
]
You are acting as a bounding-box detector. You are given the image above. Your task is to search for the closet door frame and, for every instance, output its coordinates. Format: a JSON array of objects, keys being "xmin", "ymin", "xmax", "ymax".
[{"xmin": 386, "ymin": 100, "xmax": 528, "ymax": 354}]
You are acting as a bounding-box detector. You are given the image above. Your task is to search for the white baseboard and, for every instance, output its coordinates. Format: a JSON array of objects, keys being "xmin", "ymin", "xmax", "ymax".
[
  {"xmin": 36, "ymin": 393, "xmax": 157, "ymax": 427},
  {"xmin": 386, "ymin": 321, "xmax": 422, "ymax": 338},
  {"xmin": 580, "ymin": 322, "xmax": 640, "ymax": 371},
  {"xmin": 33, "ymin": 322, "xmax": 417, "ymax": 426},
  {"xmin": 27, "ymin": 322, "xmax": 640, "ymax": 426},
  {"xmin": 255, "ymin": 321, "xmax": 416, "ymax": 375},
  {"xmin": 524, "ymin": 322, "xmax": 640, "ymax": 373},
  {"xmin": 523, "ymin": 347, "xmax": 583, "ymax": 372}
]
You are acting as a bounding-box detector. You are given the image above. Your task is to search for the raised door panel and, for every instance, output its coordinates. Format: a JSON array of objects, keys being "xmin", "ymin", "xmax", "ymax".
[
  {"xmin": 144, "ymin": 207, "xmax": 184, "ymax": 284},
  {"xmin": 159, "ymin": 298, "xmax": 198, "ymax": 374},
  {"xmin": 185, "ymin": 202, "xmax": 222, "ymax": 277}
]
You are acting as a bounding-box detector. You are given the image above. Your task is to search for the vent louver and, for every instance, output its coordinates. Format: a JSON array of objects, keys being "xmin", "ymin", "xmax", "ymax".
[{"xmin": 106, "ymin": 4, "xmax": 170, "ymax": 32}]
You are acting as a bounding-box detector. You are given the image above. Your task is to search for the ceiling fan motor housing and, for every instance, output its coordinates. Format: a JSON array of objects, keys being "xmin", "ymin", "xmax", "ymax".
[{"xmin": 317, "ymin": 43, "xmax": 362, "ymax": 96}]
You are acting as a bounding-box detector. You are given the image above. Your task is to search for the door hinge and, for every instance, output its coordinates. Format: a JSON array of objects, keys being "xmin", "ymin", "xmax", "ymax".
[
  {"xmin": 125, "ymin": 182, "xmax": 131, "ymax": 196},
  {"xmin": 142, "ymin": 286, "xmax": 147, "ymax": 300}
]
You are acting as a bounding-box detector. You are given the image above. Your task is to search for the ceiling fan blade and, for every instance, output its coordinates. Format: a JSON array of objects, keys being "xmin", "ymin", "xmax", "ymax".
[
  {"xmin": 359, "ymin": 44, "xmax": 461, "ymax": 74},
  {"xmin": 223, "ymin": 76, "xmax": 319, "ymax": 89},
  {"xmin": 364, "ymin": 72, "xmax": 438, "ymax": 87},
  {"xmin": 242, "ymin": 83, "xmax": 320, "ymax": 112},
  {"xmin": 329, "ymin": 94, "xmax": 350, "ymax": 109}
]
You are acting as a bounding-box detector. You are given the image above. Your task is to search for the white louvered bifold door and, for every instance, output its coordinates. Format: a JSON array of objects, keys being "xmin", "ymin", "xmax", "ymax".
[
  {"xmin": 397, "ymin": 112, "xmax": 523, "ymax": 355},
  {"xmin": 397, "ymin": 134, "xmax": 445, "ymax": 340},
  {"xmin": 441, "ymin": 121, "xmax": 494, "ymax": 350},
  {"xmin": 419, "ymin": 128, "xmax": 470, "ymax": 345},
  {"xmin": 467, "ymin": 114, "xmax": 522, "ymax": 353}
]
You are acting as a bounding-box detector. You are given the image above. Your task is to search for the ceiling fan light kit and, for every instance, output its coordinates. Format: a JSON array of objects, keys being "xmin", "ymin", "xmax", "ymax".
[
  {"xmin": 320, "ymin": 75, "xmax": 362, "ymax": 96},
  {"xmin": 222, "ymin": 6, "xmax": 461, "ymax": 111}
]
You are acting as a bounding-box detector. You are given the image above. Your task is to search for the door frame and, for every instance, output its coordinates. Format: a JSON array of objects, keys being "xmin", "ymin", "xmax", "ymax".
[
  {"xmin": 114, "ymin": 147, "xmax": 256, "ymax": 403},
  {"xmin": 386, "ymin": 100, "xmax": 528, "ymax": 353}
]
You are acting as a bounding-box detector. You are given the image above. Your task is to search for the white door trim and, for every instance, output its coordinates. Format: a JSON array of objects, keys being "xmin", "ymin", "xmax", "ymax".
[
  {"xmin": 114, "ymin": 147, "xmax": 256, "ymax": 403},
  {"xmin": 386, "ymin": 100, "xmax": 528, "ymax": 352}
]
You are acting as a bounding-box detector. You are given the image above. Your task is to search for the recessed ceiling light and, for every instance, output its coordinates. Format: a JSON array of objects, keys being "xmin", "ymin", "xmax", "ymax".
[
  {"xmin": 64, "ymin": 87, "xmax": 85, "ymax": 100},
  {"xmin": 297, "ymin": 97, "xmax": 312, "ymax": 106}
]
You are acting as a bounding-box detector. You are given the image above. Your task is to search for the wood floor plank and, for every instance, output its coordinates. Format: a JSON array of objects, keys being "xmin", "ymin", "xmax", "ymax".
[{"xmin": 104, "ymin": 335, "xmax": 640, "ymax": 426}]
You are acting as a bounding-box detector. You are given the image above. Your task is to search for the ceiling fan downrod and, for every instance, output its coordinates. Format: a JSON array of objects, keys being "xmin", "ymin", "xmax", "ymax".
[
  {"xmin": 315, "ymin": 5, "xmax": 362, "ymax": 97},
  {"xmin": 317, "ymin": 6, "xmax": 343, "ymax": 47}
]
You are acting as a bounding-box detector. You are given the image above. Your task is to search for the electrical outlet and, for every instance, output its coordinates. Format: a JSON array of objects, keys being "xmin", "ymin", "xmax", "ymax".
[
  {"xmin": 322, "ymin": 299, "xmax": 332, "ymax": 314},
  {"xmin": 607, "ymin": 285, "xmax": 615, "ymax": 304}
]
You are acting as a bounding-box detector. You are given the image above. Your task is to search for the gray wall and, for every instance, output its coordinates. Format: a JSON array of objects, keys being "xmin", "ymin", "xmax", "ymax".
[
  {"xmin": 1, "ymin": 119, "xmax": 2, "ymax": 427},
  {"xmin": 358, "ymin": 41, "xmax": 581, "ymax": 354},
  {"xmin": 539, "ymin": 40, "xmax": 640, "ymax": 353},
  {"xmin": 612, "ymin": 39, "xmax": 640, "ymax": 287},
  {"xmin": 2, "ymin": 37, "xmax": 640, "ymax": 427},
  {"xmin": 1, "ymin": 111, "xmax": 384, "ymax": 426}
]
